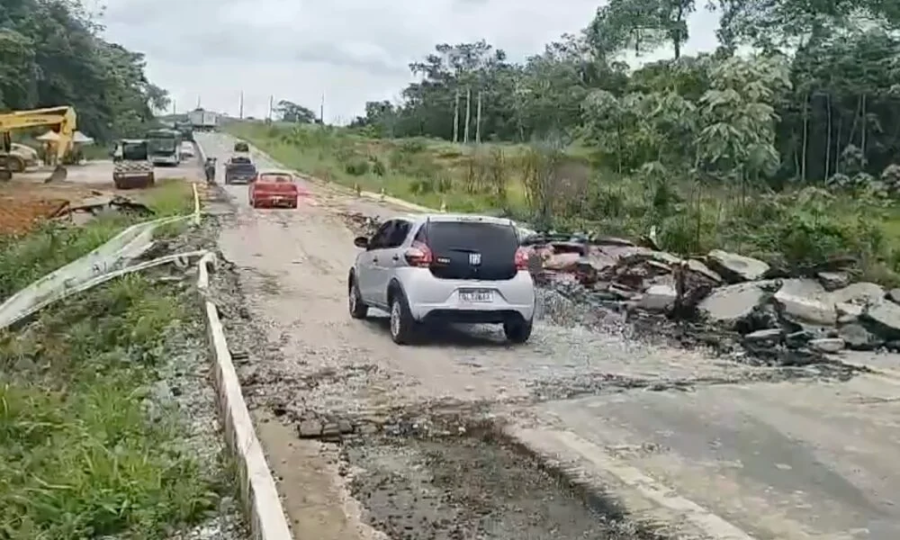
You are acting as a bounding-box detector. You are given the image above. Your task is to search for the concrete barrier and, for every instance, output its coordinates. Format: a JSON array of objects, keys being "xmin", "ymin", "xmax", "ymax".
[
  {"xmin": 197, "ymin": 253, "xmax": 293, "ymax": 540},
  {"xmin": 192, "ymin": 141, "xmax": 292, "ymax": 539}
]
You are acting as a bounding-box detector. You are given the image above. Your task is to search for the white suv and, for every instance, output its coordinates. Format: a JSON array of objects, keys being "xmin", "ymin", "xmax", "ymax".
[{"xmin": 348, "ymin": 214, "xmax": 536, "ymax": 345}]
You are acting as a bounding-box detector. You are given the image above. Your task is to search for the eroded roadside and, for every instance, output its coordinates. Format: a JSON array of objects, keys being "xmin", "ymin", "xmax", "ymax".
[{"xmin": 200, "ymin": 132, "xmax": 900, "ymax": 540}]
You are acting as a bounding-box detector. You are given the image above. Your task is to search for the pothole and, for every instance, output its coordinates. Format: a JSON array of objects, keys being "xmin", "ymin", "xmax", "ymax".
[{"xmin": 341, "ymin": 421, "xmax": 666, "ymax": 540}]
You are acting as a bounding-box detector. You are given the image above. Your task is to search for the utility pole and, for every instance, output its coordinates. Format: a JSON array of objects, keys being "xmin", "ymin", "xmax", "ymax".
[
  {"xmin": 268, "ymin": 95, "xmax": 274, "ymax": 122},
  {"xmin": 239, "ymin": 91, "xmax": 244, "ymax": 119},
  {"xmin": 452, "ymin": 89, "xmax": 460, "ymax": 143},
  {"xmin": 196, "ymin": 95, "xmax": 201, "ymax": 109},
  {"xmin": 475, "ymin": 90, "xmax": 482, "ymax": 145},
  {"xmin": 172, "ymin": 100, "xmax": 176, "ymax": 115},
  {"xmin": 463, "ymin": 87, "xmax": 471, "ymax": 144},
  {"xmin": 320, "ymin": 91, "xmax": 325, "ymax": 124}
]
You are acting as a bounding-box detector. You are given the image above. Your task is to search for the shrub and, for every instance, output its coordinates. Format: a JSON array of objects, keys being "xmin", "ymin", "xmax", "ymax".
[{"xmin": 345, "ymin": 159, "xmax": 369, "ymax": 176}]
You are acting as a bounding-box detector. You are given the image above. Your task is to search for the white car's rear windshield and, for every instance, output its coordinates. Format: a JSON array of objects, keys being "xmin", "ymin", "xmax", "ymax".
[{"xmin": 416, "ymin": 221, "xmax": 519, "ymax": 280}]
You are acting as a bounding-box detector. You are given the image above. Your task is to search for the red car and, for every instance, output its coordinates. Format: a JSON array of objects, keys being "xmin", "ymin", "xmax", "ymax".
[{"xmin": 249, "ymin": 170, "xmax": 303, "ymax": 209}]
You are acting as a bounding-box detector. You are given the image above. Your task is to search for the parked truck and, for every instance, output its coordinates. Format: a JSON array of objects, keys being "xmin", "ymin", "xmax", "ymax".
[
  {"xmin": 146, "ymin": 128, "xmax": 182, "ymax": 166},
  {"xmin": 188, "ymin": 109, "xmax": 218, "ymax": 131}
]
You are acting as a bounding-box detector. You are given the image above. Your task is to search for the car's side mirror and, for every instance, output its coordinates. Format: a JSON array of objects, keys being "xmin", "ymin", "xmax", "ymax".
[{"xmin": 354, "ymin": 236, "xmax": 369, "ymax": 249}]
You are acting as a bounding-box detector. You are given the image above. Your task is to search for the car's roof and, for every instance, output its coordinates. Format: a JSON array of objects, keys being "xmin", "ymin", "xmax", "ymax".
[
  {"xmin": 258, "ymin": 170, "xmax": 293, "ymax": 176},
  {"xmin": 400, "ymin": 213, "xmax": 516, "ymax": 227}
]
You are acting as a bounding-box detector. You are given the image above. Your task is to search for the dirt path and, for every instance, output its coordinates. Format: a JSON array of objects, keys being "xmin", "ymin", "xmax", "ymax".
[{"xmin": 198, "ymin": 132, "xmax": 900, "ymax": 540}]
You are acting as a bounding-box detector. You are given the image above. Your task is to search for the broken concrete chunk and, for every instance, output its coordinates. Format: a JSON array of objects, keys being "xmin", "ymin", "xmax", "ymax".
[
  {"xmin": 698, "ymin": 281, "xmax": 770, "ymax": 324},
  {"xmin": 817, "ymin": 271, "xmax": 850, "ymax": 291},
  {"xmin": 297, "ymin": 419, "xmax": 324, "ymax": 438},
  {"xmin": 637, "ymin": 284, "xmax": 677, "ymax": 311},
  {"xmin": 707, "ymin": 250, "xmax": 770, "ymax": 283},
  {"xmin": 888, "ymin": 289, "xmax": 900, "ymax": 305},
  {"xmin": 778, "ymin": 278, "xmax": 826, "ymax": 298},
  {"xmin": 862, "ymin": 301, "xmax": 900, "ymax": 340},
  {"xmin": 835, "ymin": 302, "xmax": 864, "ymax": 324},
  {"xmin": 744, "ymin": 328, "xmax": 784, "ymax": 342},
  {"xmin": 773, "ymin": 290, "xmax": 837, "ymax": 326},
  {"xmin": 593, "ymin": 236, "xmax": 635, "ymax": 247},
  {"xmin": 809, "ymin": 338, "xmax": 845, "ymax": 353},
  {"xmin": 686, "ymin": 259, "xmax": 722, "ymax": 284},
  {"xmin": 543, "ymin": 252, "xmax": 580, "ymax": 271},
  {"xmin": 830, "ymin": 282, "xmax": 884, "ymax": 306},
  {"xmin": 838, "ymin": 323, "xmax": 883, "ymax": 351}
]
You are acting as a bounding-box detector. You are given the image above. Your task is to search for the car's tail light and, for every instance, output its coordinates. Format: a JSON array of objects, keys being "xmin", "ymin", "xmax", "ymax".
[
  {"xmin": 515, "ymin": 247, "xmax": 530, "ymax": 270},
  {"xmin": 405, "ymin": 241, "xmax": 433, "ymax": 267}
]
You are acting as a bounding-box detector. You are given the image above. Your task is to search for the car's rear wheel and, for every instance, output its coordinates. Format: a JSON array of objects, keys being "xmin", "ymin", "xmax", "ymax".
[
  {"xmin": 349, "ymin": 277, "xmax": 368, "ymax": 319},
  {"xmin": 8, "ymin": 155, "xmax": 26, "ymax": 173},
  {"xmin": 389, "ymin": 291, "xmax": 417, "ymax": 345},
  {"xmin": 503, "ymin": 318, "xmax": 533, "ymax": 344}
]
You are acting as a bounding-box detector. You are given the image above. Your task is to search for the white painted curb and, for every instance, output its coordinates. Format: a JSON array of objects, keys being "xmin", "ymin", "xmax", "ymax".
[
  {"xmin": 197, "ymin": 253, "xmax": 293, "ymax": 540},
  {"xmin": 189, "ymin": 152, "xmax": 293, "ymax": 540}
]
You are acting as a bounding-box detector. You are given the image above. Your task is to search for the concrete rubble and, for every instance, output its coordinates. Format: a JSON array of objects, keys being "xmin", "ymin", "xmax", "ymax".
[
  {"xmin": 524, "ymin": 232, "xmax": 900, "ymax": 358},
  {"xmin": 339, "ymin": 211, "xmax": 900, "ymax": 360}
]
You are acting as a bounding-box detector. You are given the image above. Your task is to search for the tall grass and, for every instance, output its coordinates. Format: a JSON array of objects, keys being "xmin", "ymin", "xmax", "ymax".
[
  {"xmin": 0, "ymin": 179, "xmax": 222, "ymax": 539},
  {"xmin": 227, "ymin": 122, "xmax": 900, "ymax": 285}
]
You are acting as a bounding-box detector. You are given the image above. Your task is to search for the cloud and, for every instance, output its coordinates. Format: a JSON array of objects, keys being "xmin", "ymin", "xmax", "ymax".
[{"xmin": 100, "ymin": 0, "xmax": 722, "ymax": 123}]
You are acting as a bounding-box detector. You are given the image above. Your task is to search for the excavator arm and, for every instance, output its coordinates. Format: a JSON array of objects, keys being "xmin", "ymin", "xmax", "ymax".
[{"xmin": 0, "ymin": 106, "xmax": 77, "ymax": 182}]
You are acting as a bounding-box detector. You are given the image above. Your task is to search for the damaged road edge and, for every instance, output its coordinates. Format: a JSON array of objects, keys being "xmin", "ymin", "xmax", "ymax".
[
  {"xmin": 197, "ymin": 251, "xmax": 293, "ymax": 537},
  {"xmin": 506, "ymin": 425, "xmax": 758, "ymax": 540}
]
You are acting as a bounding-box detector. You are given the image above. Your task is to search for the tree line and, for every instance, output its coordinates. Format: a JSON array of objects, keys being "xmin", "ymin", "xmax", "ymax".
[
  {"xmin": 349, "ymin": 0, "xmax": 900, "ymax": 186},
  {"xmin": 0, "ymin": 0, "xmax": 170, "ymax": 141}
]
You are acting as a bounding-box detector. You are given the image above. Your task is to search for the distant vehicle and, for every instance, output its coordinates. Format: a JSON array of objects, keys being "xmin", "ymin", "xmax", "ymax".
[
  {"xmin": 224, "ymin": 155, "xmax": 257, "ymax": 184},
  {"xmin": 176, "ymin": 120, "xmax": 194, "ymax": 142},
  {"xmin": 233, "ymin": 141, "xmax": 249, "ymax": 153},
  {"xmin": 179, "ymin": 141, "xmax": 195, "ymax": 159},
  {"xmin": 188, "ymin": 108, "xmax": 218, "ymax": 131},
  {"xmin": 348, "ymin": 214, "xmax": 535, "ymax": 345},
  {"xmin": 249, "ymin": 170, "xmax": 301, "ymax": 209},
  {"xmin": 9, "ymin": 143, "xmax": 38, "ymax": 169},
  {"xmin": 112, "ymin": 139, "xmax": 154, "ymax": 189},
  {"xmin": 145, "ymin": 128, "xmax": 181, "ymax": 166}
]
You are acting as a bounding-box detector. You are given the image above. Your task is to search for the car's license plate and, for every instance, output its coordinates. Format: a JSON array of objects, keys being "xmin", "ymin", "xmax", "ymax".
[{"xmin": 459, "ymin": 289, "xmax": 493, "ymax": 303}]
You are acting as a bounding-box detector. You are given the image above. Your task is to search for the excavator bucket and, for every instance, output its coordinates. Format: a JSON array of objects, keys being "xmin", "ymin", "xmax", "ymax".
[{"xmin": 44, "ymin": 165, "xmax": 67, "ymax": 183}]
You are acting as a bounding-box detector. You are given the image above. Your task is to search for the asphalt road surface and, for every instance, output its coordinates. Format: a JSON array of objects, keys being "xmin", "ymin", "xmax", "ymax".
[{"xmin": 197, "ymin": 132, "xmax": 900, "ymax": 540}]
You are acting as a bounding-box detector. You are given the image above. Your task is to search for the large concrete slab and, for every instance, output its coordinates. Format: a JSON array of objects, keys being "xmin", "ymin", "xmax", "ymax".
[{"xmin": 528, "ymin": 375, "xmax": 900, "ymax": 539}]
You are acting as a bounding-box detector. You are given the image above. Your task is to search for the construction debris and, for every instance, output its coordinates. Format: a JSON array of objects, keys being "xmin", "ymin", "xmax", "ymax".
[
  {"xmin": 58, "ymin": 193, "xmax": 154, "ymax": 224},
  {"xmin": 524, "ymin": 232, "xmax": 900, "ymax": 360},
  {"xmin": 340, "ymin": 211, "xmax": 383, "ymax": 237},
  {"xmin": 339, "ymin": 212, "xmax": 900, "ymax": 361}
]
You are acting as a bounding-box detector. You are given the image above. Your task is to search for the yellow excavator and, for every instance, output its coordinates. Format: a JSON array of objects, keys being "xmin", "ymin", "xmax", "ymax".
[{"xmin": 0, "ymin": 106, "xmax": 76, "ymax": 182}]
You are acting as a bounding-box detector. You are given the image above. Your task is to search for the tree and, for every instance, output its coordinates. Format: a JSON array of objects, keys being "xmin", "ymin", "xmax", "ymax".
[
  {"xmin": 0, "ymin": 0, "xmax": 168, "ymax": 140},
  {"xmin": 275, "ymin": 100, "xmax": 316, "ymax": 123}
]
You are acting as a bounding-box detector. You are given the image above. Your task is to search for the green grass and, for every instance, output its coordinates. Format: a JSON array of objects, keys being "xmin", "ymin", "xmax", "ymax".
[
  {"xmin": 226, "ymin": 121, "xmax": 900, "ymax": 286},
  {"xmin": 226, "ymin": 122, "xmax": 533, "ymax": 214},
  {"xmin": 0, "ymin": 180, "xmax": 220, "ymax": 539},
  {"xmin": 0, "ymin": 179, "xmax": 196, "ymax": 299}
]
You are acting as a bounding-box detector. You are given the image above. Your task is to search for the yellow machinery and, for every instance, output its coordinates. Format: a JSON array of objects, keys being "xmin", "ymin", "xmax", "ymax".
[{"xmin": 0, "ymin": 106, "xmax": 76, "ymax": 182}]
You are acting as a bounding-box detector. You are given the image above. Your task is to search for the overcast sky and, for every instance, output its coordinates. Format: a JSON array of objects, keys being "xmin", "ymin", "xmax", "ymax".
[{"xmin": 99, "ymin": 0, "xmax": 721, "ymax": 124}]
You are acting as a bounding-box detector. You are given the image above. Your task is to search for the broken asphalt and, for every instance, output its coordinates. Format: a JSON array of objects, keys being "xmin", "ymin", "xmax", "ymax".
[{"xmin": 196, "ymin": 132, "xmax": 900, "ymax": 540}]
